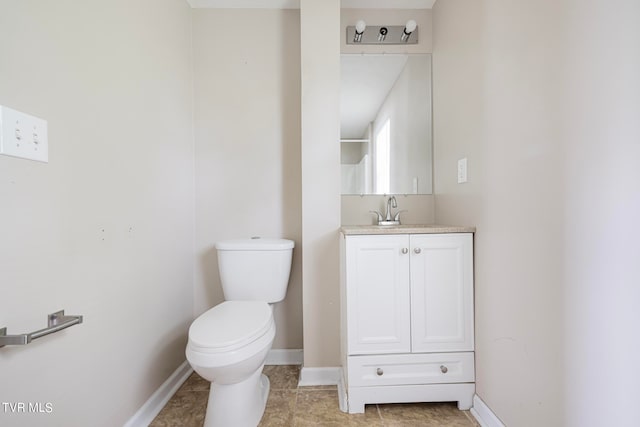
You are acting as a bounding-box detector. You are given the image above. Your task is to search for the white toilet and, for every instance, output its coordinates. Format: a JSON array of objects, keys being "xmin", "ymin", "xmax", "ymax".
[{"xmin": 186, "ymin": 237, "xmax": 294, "ymax": 427}]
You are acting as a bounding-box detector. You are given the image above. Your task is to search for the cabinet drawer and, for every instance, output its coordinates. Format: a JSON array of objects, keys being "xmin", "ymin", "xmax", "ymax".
[{"xmin": 347, "ymin": 352, "xmax": 474, "ymax": 387}]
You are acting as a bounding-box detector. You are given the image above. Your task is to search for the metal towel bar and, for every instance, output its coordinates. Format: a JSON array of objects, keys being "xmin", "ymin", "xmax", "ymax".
[{"xmin": 0, "ymin": 310, "xmax": 83, "ymax": 348}]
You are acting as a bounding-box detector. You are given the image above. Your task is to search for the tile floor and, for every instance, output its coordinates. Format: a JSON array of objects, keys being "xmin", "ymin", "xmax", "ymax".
[{"xmin": 151, "ymin": 365, "xmax": 480, "ymax": 426}]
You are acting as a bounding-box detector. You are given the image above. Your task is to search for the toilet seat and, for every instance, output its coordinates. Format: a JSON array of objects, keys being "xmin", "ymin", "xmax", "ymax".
[{"xmin": 188, "ymin": 301, "xmax": 273, "ymax": 354}]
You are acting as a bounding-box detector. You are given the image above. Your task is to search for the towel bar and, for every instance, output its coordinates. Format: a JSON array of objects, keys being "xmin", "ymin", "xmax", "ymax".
[{"xmin": 0, "ymin": 310, "xmax": 83, "ymax": 348}]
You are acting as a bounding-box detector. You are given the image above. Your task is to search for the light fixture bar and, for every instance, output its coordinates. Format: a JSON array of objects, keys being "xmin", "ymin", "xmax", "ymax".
[{"xmin": 346, "ymin": 25, "xmax": 419, "ymax": 45}]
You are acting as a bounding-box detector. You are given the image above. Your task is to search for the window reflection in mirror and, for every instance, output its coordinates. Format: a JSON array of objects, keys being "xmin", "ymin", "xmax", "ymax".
[
  {"xmin": 375, "ymin": 118, "xmax": 391, "ymax": 194},
  {"xmin": 340, "ymin": 54, "xmax": 432, "ymax": 195}
]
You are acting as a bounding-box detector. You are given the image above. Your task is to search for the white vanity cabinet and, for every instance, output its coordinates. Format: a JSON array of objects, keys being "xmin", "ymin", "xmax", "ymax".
[{"xmin": 340, "ymin": 229, "xmax": 475, "ymax": 413}]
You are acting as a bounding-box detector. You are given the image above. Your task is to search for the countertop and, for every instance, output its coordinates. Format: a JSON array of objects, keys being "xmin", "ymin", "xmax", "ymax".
[{"xmin": 340, "ymin": 224, "xmax": 476, "ymax": 235}]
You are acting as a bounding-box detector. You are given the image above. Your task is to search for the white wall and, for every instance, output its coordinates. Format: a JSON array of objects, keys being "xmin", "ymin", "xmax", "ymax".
[
  {"xmin": 300, "ymin": 0, "xmax": 342, "ymax": 367},
  {"xmin": 192, "ymin": 9, "xmax": 302, "ymax": 350},
  {"xmin": 0, "ymin": 1, "xmax": 194, "ymax": 426},
  {"xmin": 562, "ymin": 1, "xmax": 640, "ymax": 425},
  {"xmin": 432, "ymin": 1, "xmax": 640, "ymax": 426}
]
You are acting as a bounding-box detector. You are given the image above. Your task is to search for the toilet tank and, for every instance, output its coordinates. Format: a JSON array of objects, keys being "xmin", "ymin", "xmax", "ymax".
[{"xmin": 215, "ymin": 238, "xmax": 294, "ymax": 303}]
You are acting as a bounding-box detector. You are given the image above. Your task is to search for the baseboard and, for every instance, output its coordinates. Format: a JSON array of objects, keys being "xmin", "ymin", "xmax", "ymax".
[
  {"xmin": 123, "ymin": 360, "xmax": 193, "ymax": 427},
  {"xmin": 265, "ymin": 349, "xmax": 303, "ymax": 365},
  {"xmin": 298, "ymin": 366, "xmax": 341, "ymax": 387},
  {"xmin": 470, "ymin": 394, "xmax": 506, "ymax": 427}
]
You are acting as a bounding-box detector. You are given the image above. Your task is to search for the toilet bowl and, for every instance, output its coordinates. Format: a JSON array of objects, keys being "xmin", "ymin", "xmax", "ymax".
[
  {"xmin": 185, "ymin": 237, "xmax": 294, "ymax": 427},
  {"xmin": 186, "ymin": 301, "xmax": 275, "ymax": 427}
]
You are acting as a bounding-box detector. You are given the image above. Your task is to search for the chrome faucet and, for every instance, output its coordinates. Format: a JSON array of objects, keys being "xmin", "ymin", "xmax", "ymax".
[
  {"xmin": 385, "ymin": 196, "xmax": 397, "ymax": 221},
  {"xmin": 370, "ymin": 196, "xmax": 407, "ymax": 226}
]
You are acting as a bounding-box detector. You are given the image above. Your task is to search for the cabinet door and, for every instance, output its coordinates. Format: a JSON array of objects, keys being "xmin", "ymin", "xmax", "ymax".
[
  {"xmin": 410, "ymin": 233, "xmax": 474, "ymax": 353},
  {"xmin": 345, "ymin": 235, "xmax": 411, "ymax": 355}
]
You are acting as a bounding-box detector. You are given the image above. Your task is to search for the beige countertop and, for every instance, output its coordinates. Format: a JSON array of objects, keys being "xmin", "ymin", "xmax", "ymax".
[{"xmin": 340, "ymin": 224, "xmax": 476, "ymax": 235}]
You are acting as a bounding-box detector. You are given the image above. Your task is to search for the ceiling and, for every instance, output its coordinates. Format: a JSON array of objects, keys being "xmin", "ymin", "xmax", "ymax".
[{"xmin": 187, "ymin": 0, "xmax": 436, "ymax": 9}]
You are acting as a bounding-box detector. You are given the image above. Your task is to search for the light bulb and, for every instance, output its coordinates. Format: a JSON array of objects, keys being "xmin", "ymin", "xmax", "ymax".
[
  {"xmin": 405, "ymin": 20, "xmax": 417, "ymax": 34},
  {"xmin": 401, "ymin": 20, "xmax": 417, "ymax": 42},
  {"xmin": 353, "ymin": 20, "xmax": 366, "ymax": 43}
]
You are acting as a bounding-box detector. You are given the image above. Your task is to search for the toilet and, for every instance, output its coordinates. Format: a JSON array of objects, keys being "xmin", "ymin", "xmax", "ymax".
[{"xmin": 186, "ymin": 237, "xmax": 294, "ymax": 427}]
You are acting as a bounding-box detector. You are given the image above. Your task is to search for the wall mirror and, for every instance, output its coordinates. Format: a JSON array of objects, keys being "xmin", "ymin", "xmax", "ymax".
[{"xmin": 340, "ymin": 54, "xmax": 432, "ymax": 195}]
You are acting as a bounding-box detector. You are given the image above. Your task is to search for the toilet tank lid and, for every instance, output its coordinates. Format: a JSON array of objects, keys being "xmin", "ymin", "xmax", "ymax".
[{"xmin": 216, "ymin": 238, "xmax": 294, "ymax": 251}]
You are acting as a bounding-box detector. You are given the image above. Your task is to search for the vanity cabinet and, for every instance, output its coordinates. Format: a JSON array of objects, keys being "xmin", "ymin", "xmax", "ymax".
[{"xmin": 340, "ymin": 231, "xmax": 475, "ymax": 413}]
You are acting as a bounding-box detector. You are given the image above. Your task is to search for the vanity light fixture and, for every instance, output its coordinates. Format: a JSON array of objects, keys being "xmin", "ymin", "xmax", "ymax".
[
  {"xmin": 353, "ymin": 20, "xmax": 366, "ymax": 43},
  {"xmin": 346, "ymin": 21, "xmax": 419, "ymax": 45},
  {"xmin": 401, "ymin": 20, "xmax": 417, "ymax": 42}
]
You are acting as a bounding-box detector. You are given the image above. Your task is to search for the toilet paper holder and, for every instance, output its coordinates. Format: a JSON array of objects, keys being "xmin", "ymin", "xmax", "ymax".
[{"xmin": 0, "ymin": 310, "xmax": 83, "ymax": 348}]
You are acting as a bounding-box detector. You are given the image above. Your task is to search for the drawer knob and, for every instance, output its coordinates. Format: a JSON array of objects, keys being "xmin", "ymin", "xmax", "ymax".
[
  {"xmin": 376, "ymin": 368, "xmax": 384, "ymax": 376},
  {"xmin": 440, "ymin": 365, "xmax": 448, "ymax": 374},
  {"xmin": 401, "ymin": 248, "xmax": 408, "ymax": 254},
  {"xmin": 414, "ymin": 247, "xmax": 422, "ymax": 254}
]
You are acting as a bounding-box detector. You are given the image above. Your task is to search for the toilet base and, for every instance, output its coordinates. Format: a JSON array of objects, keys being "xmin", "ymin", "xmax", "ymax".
[{"xmin": 204, "ymin": 368, "xmax": 270, "ymax": 427}]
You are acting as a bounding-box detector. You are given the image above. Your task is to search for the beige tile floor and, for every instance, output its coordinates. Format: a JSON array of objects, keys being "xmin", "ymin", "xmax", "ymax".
[{"xmin": 151, "ymin": 365, "xmax": 479, "ymax": 426}]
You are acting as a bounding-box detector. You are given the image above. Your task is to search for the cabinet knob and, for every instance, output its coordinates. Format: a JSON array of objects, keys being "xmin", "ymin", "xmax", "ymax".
[
  {"xmin": 376, "ymin": 368, "xmax": 384, "ymax": 376},
  {"xmin": 440, "ymin": 365, "xmax": 448, "ymax": 374},
  {"xmin": 414, "ymin": 247, "xmax": 422, "ymax": 254},
  {"xmin": 401, "ymin": 248, "xmax": 408, "ymax": 254}
]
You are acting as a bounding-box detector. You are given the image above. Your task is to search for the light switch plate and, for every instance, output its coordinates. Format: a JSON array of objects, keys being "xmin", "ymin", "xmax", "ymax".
[
  {"xmin": 457, "ymin": 157, "xmax": 468, "ymax": 183},
  {"xmin": 0, "ymin": 105, "xmax": 48, "ymax": 163}
]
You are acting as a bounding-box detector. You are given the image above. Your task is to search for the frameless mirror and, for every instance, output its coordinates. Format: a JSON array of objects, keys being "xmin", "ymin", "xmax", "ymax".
[{"xmin": 340, "ymin": 54, "xmax": 432, "ymax": 195}]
